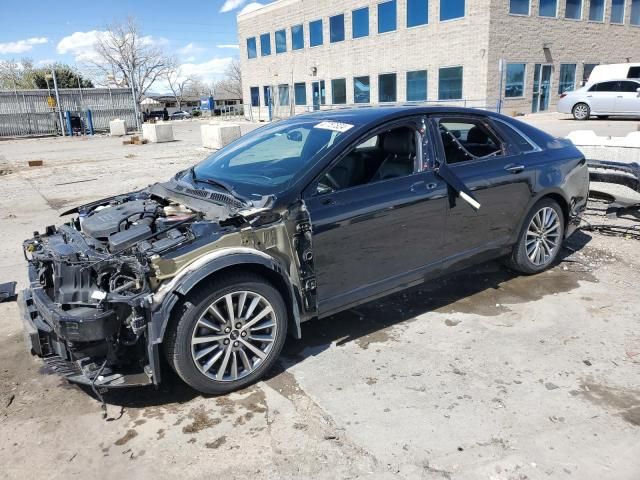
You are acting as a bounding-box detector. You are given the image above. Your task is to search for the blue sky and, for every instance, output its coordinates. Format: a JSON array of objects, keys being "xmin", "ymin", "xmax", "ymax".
[{"xmin": 0, "ymin": 0, "xmax": 273, "ymax": 88}]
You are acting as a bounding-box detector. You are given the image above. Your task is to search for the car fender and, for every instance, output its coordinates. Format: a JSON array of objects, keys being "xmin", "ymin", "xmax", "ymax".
[
  {"xmin": 508, "ymin": 187, "xmax": 572, "ymax": 245},
  {"xmin": 149, "ymin": 247, "xmax": 303, "ymax": 345}
]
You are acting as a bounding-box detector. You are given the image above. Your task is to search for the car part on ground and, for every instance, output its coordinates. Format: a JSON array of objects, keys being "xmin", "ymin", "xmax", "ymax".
[{"xmin": 0, "ymin": 281, "xmax": 17, "ymax": 302}]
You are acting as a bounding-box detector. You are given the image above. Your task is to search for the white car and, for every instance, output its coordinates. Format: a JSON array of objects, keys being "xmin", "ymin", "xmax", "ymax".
[{"xmin": 557, "ymin": 79, "xmax": 640, "ymax": 120}]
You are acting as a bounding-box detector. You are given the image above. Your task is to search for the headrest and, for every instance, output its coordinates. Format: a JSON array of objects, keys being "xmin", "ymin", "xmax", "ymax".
[
  {"xmin": 466, "ymin": 126, "xmax": 488, "ymax": 144},
  {"xmin": 382, "ymin": 128, "xmax": 415, "ymax": 156}
]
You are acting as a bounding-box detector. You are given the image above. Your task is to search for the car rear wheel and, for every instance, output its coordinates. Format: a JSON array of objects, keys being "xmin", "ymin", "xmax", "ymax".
[
  {"xmin": 572, "ymin": 103, "xmax": 590, "ymax": 121},
  {"xmin": 507, "ymin": 198, "xmax": 565, "ymax": 275},
  {"xmin": 165, "ymin": 273, "xmax": 287, "ymax": 394}
]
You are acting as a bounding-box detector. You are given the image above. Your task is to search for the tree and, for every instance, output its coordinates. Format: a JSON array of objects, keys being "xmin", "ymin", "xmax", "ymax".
[
  {"xmin": 90, "ymin": 17, "xmax": 174, "ymax": 102},
  {"xmin": 32, "ymin": 64, "xmax": 94, "ymax": 89},
  {"xmin": 0, "ymin": 58, "xmax": 93, "ymax": 89},
  {"xmin": 214, "ymin": 57, "xmax": 242, "ymax": 100},
  {"xmin": 165, "ymin": 66, "xmax": 195, "ymax": 109}
]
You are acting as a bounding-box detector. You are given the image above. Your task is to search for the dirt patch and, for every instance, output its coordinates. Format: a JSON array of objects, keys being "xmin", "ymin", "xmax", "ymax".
[
  {"xmin": 114, "ymin": 429, "xmax": 138, "ymax": 446},
  {"xmin": 182, "ymin": 405, "xmax": 221, "ymax": 434},
  {"xmin": 266, "ymin": 370, "xmax": 304, "ymax": 400},
  {"xmin": 205, "ymin": 436, "xmax": 227, "ymax": 449},
  {"xmin": 574, "ymin": 379, "xmax": 640, "ymax": 427}
]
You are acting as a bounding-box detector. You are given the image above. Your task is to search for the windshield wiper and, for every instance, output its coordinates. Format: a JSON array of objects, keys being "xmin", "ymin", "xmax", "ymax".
[{"xmin": 189, "ymin": 167, "xmax": 249, "ymax": 206}]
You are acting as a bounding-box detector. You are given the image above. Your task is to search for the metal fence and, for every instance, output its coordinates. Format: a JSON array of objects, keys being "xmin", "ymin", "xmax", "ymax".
[{"xmin": 0, "ymin": 88, "xmax": 137, "ymax": 138}]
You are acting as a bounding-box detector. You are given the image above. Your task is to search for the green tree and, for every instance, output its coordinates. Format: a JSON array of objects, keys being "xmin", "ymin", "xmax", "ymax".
[{"xmin": 0, "ymin": 59, "xmax": 93, "ymax": 89}]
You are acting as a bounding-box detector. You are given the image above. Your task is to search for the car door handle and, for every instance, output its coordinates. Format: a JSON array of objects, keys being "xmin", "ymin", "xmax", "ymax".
[
  {"xmin": 504, "ymin": 164, "xmax": 525, "ymax": 174},
  {"xmin": 321, "ymin": 197, "xmax": 336, "ymax": 206}
]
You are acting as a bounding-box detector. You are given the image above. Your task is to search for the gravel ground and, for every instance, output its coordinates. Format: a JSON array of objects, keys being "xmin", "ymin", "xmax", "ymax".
[{"xmin": 0, "ymin": 118, "xmax": 639, "ymax": 480}]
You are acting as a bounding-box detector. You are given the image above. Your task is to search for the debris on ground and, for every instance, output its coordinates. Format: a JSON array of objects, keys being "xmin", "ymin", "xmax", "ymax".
[
  {"xmin": 122, "ymin": 135, "xmax": 148, "ymax": 146},
  {"xmin": 27, "ymin": 160, "xmax": 43, "ymax": 167}
]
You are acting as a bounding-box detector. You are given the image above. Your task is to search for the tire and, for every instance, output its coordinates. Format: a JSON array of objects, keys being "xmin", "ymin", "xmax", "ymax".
[
  {"xmin": 596, "ymin": 115, "xmax": 609, "ymax": 120},
  {"xmin": 507, "ymin": 198, "xmax": 565, "ymax": 275},
  {"xmin": 165, "ymin": 272, "xmax": 287, "ymax": 394},
  {"xmin": 572, "ymin": 103, "xmax": 590, "ymax": 121}
]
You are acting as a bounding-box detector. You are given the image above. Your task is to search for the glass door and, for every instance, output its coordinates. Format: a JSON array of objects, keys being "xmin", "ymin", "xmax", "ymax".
[
  {"xmin": 312, "ymin": 81, "xmax": 326, "ymax": 111},
  {"xmin": 532, "ymin": 64, "xmax": 553, "ymax": 113}
]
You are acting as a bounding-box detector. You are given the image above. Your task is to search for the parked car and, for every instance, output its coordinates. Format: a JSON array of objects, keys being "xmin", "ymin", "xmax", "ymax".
[
  {"xmin": 20, "ymin": 107, "xmax": 588, "ymax": 395},
  {"xmin": 145, "ymin": 109, "xmax": 169, "ymax": 122},
  {"xmin": 587, "ymin": 63, "xmax": 640, "ymax": 84},
  {"xmin": 558, "ymin": 79, "xmax": 640, "ymax": 120},
  {"xmin": 170, "ymin": 110, "xmax": 192, "ymax": 120}
]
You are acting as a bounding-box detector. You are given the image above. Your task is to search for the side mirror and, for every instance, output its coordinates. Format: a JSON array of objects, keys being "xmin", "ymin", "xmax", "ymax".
[{"xmin": 287, "ymin": 130, "xmax": 303, "ymax": 142}]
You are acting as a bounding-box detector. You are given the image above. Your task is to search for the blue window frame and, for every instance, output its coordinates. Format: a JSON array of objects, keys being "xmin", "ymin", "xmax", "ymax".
[
  {"xmin": 505, "ymin": 64, "xmax": 526, "ymax": 98},
  {"xmin": 250, "ymin": 87, "xmax": 260, "ymax": 107},
  {"xmin": 352, "ymin": 7, "xmax": 370, "ymax": 38},
  {"xmin": 331, "ymin": 79, "xmax": 347, "ymax": 104},
  {"xmin": 309, "ymin": 19, "xmax": 323, "ymax": 47},
  {"xmin": 294, "ymin": 83, "xmax": 306, "ymax": 106},
  {"xmin": 565, "ymin": 0, "xmax": 582, "ymax": 19},
  {"xmin": 260, "ymin": 33, "xmax": 271, "ymax": 56},
  {"xmin": 247, "ymin": 37, "xmax": 257, "ymax": 59},
  {"xmin": 510, "ymin": 0, "xmax": 530, "ymax": 15},
  {"xmin": 558, "ymin": 64, "xmax": 577, "ymax": 93},
  {"xmin": 440, "ymin": 0, "xmax": 465, "ymax": 20},
  {"xmin": 438, "ymin": 66, "xmax": 463, "ymax": 100},
  {"xmin": 611, "ymin": 0, "xmax": 625, "ymax": 23},
  {"xmin": 407, "ymin": 0, "xmax": 428, "ymax": 27},
  {"xmin": 354, "ymin": 76, "xmax": 370, "ymax": 103},
  {"xmin": 378, "ymin": 0, "xmax": 397, "ymax": 33},
  {"xmin": 330, "ymin": 14, "xmax": 345, "ymax": 43},
  {"xmin": 378, "ymin": 73, "xmax": 397, "ymax": 102},
  {"xmin": 263, "ymin": 86, "xmax": 272, "ymax": 106},
  {"xmin": 407, "ymin": 70, "xmax": 427, "ymax": 101},
  {"xmin": 278, "ymin": 84, "xmax": 289, "ymax": 107},
  {"xmin": 539, "ymin": 0, "xmax": 558, "ymax": 16},
  {"xmin": 632, "ymin": 0, "xmax": 640, "ymax": 25},
  {"xmin": 582, "ymin": 63, "xmax": 598, "ymax": 84},
  {"xmin": 588, "ymin": 0, "xmax": 604, "ymax": 21},
  {"xmin": 275, "ymin": 29, "xmax": 287, "ymax": 53},
  {"xmin": 291, "ymin": 25, "xmax": 304, "ymax": 50}
]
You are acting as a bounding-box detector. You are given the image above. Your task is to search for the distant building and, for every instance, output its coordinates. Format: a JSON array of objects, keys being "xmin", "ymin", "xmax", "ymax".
[
  {"xmin": 237, "ymin": 0, "xmax": 640, "ymax": 120},
  {"xmin": 149, "ymin": 90, "xmax": 242, "ymax": 115}
]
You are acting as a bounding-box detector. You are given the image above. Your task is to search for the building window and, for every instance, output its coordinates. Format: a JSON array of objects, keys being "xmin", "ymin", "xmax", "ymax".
[
  {"xmin": 632, "ymin": 0, "xmax": 640, "ymax": 25},
  {"xmin": 539, "ymin": 0, "xmax": 558, "ymax": 16},
  {"xmin": 352, "ymin": 7, "xmax": 370, "ymax": 38},
  {"xmin": 378, "ymin": 0, "xmax": 397, "ymax": 33},
  {"xmin": 588, "ymin": 0, "xmax": 605, "ymax": 21},
  {"xmin": 582, "ymin": 63, "xmax": 598, "ymax": 84},
  {"xmin": 330, "ymin": 14, "xmax": 345, "ymax": 43},
  {"xmin": 407, "ymin": 70, "xmax": 427, "ymax": 101},
  {"xmin": 441, "ymin": 0, "xmax": 465, "ymax": 20},
  {"xmin": 565, "ymin": 0, "xmax": 582, "ymax": 19},
  {"xmin": 354, "ymin": 76, "xmax": 370, "ymax": 103},
  {"xmin": 275, "ymin": 29, "xmax": 287, "ymax": 53},
  {"xmin": 260, "ymin": 33, "xmax": 271, "ymax": 56},
  {"xmin": 510, "ymin": 0, "xmax": 530, "ymax": 15},
  {"xmin": 278, "ymin": 84, "xmax": 290, "ymax": 106},
  {"xmin": 294, "ymin": 83, "xmax": 307, "ymax": 106},
  {"xmin": 263, "ymin": 86, "xmax": 272, "ymax": 106},
  {"xmin": 250, "ymin": 87, "xmax": 260, "ymax": 107},
  {"xmin": 291, "ymin": 25, "xmax": 304, "ymax": 50},
  {"xmin": 310, "ymin": 20, "xmax": 323, "ymax": 47},
  {"xmin": 505, "ymin": 63, "xmax": 526, "ymax": 97},
  {"xmin": 331, "ymin": 79, "xmax": 347, "ymax": 104},
  {"xmin": 247, "ymin": 37, "xmax": 257, "ymax": 59},
  {"xmin": 558, "ymin": 64, "xmax": 577, "ymax": 93},
  {"xmin": 611, "ymin": 0, "xmax": 625, "ymax": 23},
  {"xmin": 407, "ymin": 0, "xmax": 428, "ymax": 27},
  {"xmin": 379, "ymin": 73, "xmax": 397, "ymax": 102},
  {"xmin": 439, "ymin": 66, "xmax": 463, "ymax": 100}
]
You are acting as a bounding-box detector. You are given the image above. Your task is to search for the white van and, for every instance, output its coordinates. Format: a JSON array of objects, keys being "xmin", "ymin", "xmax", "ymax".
[{"xmin": 588, "ymin": 63, "xmax": 640, "ymax": 84}]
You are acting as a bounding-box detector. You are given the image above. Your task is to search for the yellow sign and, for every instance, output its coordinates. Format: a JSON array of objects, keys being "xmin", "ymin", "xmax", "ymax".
[{"xmin": 47, "ymin": 96, "xmax": 56, "ymax": 107}]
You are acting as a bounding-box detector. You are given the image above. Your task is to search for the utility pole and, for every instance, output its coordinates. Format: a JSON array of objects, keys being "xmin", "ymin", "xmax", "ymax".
[
  {"xmin": 128, "ymin": 70, "xmax": 141, "ymax": 130},
  {"xmin": 51, "ymin": 69, "xmax": 65, "ymax": 136}
]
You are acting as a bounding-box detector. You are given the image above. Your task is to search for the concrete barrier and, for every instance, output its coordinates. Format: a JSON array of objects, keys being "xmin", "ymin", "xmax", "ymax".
[
  {"xmin": 142, "ymin": 123, "xmax": 174, "ymax": 143},
  {"xmin": 566, "ymin": 130, "xmax": 640, "ymax": 163},
  {"xmin": 201, "ymin": 123, "xmax": 241, "ymax": 149},
  {"xmin": 109, "ymin": 119, "xmax": 127, "ymax": 137}
]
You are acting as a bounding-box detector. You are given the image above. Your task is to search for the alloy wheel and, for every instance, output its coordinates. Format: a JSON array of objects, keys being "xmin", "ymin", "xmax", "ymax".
[
  {"xmin": 525, "ymin": 207, "xmax": 561, "ymax": 266},
  {"xmin": 573, "ymin": 104, "xmax": 589, "ymax": 120},
  {"xmin": 190, "ymin": 291, "xmax": 278, "ymax": 382}
]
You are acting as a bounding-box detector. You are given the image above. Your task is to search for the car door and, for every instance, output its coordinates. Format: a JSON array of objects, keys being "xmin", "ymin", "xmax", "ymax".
[
  {"xmin": 587, "ymin": 81, "xmax": 619, "ymax": 113},
  {"xmin": 432, "ymin": 115, "xmax": 534, "ymax": 262},
  {"xmin": 615, "ymin": 81, "xmax": 640, "ymax": 115},
  {"xmin": 304, "ymin": 118, "xmax": 448, "ymax": 316}
]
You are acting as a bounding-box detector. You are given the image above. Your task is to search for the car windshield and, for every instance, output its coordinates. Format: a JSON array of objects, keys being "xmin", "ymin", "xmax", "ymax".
[{"xmin": 191, "ymin": 119, "xmax": 352, "ymax": 196}]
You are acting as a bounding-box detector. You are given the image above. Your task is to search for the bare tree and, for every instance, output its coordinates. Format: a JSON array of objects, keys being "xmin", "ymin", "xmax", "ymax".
[
  {"xmin": 89, "ymin": 17, "xmax": 174, "ymax": 102},
  {"xmin": 214, "ymin": 58, "xmax": 242, "ymax": 100},
  {"xmin": 184, "ymin": 79, "xmax": 214, "ymax": 97},
  {"xmin": 165, "ymin": 66, "xmax": 195, "ymax": 109}
]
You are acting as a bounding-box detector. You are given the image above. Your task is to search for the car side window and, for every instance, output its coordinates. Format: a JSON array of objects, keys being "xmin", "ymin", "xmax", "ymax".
[
  {"xmin": 438, "ymin": 119, "xmax": 504, "ymax": 164},
  {"xmin": 619, "ymin": 81, "xmax": 640, "ymax": 93},
  {"xmin": 495, "ymin": 121, "xmax": 537, "ymax": 153},
  {"xmin": 316, "ymin": 126, "xmax": 417, "ymax": 194},
  {"xmin": 589, "ymin": 81, "xmax": 619, "ymax": 92}
]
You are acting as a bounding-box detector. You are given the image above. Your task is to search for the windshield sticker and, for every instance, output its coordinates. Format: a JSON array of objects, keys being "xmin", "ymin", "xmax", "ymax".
[{"xmin": 314, "ymin": 121, "xmax": 354, "ymax": 133}]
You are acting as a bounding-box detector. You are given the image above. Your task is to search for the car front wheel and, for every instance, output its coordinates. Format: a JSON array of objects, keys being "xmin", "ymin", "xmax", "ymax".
[
  {"xmin": 572, "ymin": 103, "xmax": 590, "ymax": 120},
  {"xmin": 165, "ymin": 273, "xmax": 287, "ymax": 394},
  {"xmin": 507, "ymin": 198, "xmax": 565, "ymax": 274}
]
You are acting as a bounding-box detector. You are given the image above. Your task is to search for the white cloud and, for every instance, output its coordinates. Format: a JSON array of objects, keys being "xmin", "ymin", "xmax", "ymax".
[
  {"xmin": 216, "ymin": 44, "xmax": 239, "ymax": 49},
  {"xmin": 220, "ymin": 0, "xmax": 247, "ymax": 12},
  {"xmin": 239, "ymin": 2, "xmax": 266, "ymax": 14},
  {"xmin": 180, "ymin": 57, "xmax": 233, "ymax": 80},
  {"xmin": 0, "ymin": 37, "xmax": 48, "ymax": 55},
  {"xmin": 140, "ymin": 35, "xmax": 170, "ymax": 47},
  {"xmin": 36, "ymin": 58, "xmax": 56, "ymax": 66},
  {"xmin": 178, "ymin": 42, "xmax": 206, "ymax": 57},
  {"xmin": 56, "ymin": 30, "xmax": 105, "ymax": 62}
]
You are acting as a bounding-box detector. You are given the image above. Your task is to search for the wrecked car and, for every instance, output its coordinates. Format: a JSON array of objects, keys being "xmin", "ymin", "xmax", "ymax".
[{"xmin": 19, "ymin": 107, "xmax": 589, "ymax": 394}]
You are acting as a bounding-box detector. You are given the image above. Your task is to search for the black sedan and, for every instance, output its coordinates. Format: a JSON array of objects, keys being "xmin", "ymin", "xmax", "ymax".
[{"xmin": 20, "ymin": 107, "xmax": 588, "ymax": 394}]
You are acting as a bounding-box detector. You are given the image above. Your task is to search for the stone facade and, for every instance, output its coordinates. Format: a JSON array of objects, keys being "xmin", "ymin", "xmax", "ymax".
[{"xmin": 237, "ymin": 0, "xmax": 640, "ymax": 119}]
